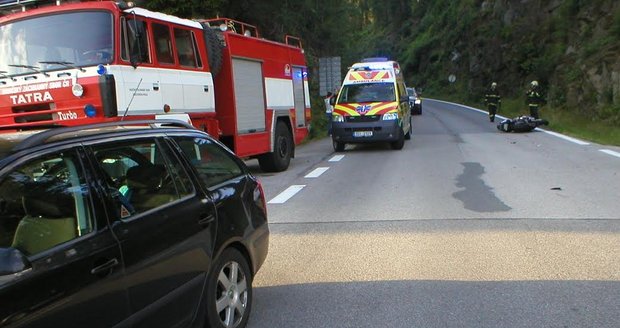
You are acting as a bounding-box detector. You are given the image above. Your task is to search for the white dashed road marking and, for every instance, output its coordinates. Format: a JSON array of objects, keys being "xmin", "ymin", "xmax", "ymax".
[
  {"xmin": 329, "ymin": 155, "xmax": 345, "ymax": 162},
  {"xmin": 268, "ymin": 185, "xmax": 306, "ymax": 204},
  {"xmin": 305, "ymin": 167, "xmax": 329, "ymax": 178}
]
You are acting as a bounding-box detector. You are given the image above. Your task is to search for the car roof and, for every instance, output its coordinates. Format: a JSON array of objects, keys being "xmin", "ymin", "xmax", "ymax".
[{"xmin": 0, "ymin": 120, "xmax": 198, "ymax": 159}]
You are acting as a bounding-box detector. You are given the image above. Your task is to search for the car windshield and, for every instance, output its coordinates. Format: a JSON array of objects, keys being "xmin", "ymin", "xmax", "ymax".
[
  {"xmin": 337, "ymin": 82, "xmax": 395, "ymax": 103},
  {"xmin": 0, "ymin": 11, "xmax": 113, "ymax": 76}
]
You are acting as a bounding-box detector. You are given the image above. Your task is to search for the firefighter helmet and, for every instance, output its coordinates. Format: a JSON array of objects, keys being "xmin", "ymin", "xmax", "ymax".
[
  {"xmin": 491, "ymin": 82, "xmax": 497, "ymax": 88},
  {"xmin": 531, "ymin": 80, "xmax": 538, "ymax": 87}
]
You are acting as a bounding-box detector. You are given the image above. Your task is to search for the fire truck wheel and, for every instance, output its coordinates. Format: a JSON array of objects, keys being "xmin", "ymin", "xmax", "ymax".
[
  {"xmin": 333, "ymin": 140, "xmax": 345, "ymax": 152},
  {"xmin": 390, "ymin": 128, "xmax": 405, "ymax": 150},
  {"xmin": 203, "ymin": 26, "xmax": 223, "ymax": 77},
  {"xmin": 258, "ymin": 122, "xmax": 292, "ymax": 172}
]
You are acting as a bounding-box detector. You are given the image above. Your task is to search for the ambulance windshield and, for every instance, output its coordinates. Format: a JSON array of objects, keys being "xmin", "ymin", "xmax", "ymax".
[
  {"xmin": 338, "ymin": 82, "xmax": 395, "ymax": 103},
  {"xmin": 0, "ymin": 11, "xmax": 113, "ymax": 76}
]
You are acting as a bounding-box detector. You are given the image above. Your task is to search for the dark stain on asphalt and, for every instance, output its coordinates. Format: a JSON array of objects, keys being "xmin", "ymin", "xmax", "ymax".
[{"xmin": 452, "ymin": 162, "xmax": 512, "ymax": 212}]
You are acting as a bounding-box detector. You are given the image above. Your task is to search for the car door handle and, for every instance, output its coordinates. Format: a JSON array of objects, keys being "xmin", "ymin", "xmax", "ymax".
[
  {"xmin": 91, "ymin": 258, "xmax": 119, "ymax": 275},
  {"xmin": 153, "ymin": 83, "xmax": 159, "ymax": 91},
  {"xmin": 198, "ymin": 214, "xmax": 215, "ymax": 226}
]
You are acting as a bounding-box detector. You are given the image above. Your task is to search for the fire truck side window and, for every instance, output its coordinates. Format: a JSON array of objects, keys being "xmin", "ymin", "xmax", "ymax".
[
  {"xmin": 153, "ymin": 23, "xmax": 174, "ymax": 65},
  {"xmin": 121, "ymin": 17, "xmax": 151, "ymax": 64},
  {"xmin": 174, "ymin": 28, "xmax": 202, "ymax": 68}
]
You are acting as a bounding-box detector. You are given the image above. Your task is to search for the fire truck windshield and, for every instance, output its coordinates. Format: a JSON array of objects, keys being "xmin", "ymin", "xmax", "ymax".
[
  {"xmin": 338, "ymin": 83, "xmax": 396, "ymax": 103},
  {"xmin": 0, "ymin": 10, "xmax": 113, "ymax": 76}
]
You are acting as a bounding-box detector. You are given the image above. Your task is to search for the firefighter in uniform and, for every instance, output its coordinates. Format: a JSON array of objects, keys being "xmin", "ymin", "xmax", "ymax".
[
  {"xmin": 484, "ymin": 82, "xmax": 501, "ymax": 122},
  {"xmin": 526, "ymin": 80, "xmax": 544, "ymax": 119}
]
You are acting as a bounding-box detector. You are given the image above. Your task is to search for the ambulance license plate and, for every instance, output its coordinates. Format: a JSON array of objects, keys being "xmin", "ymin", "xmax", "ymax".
[{"xmin": 353, "ymin": 131, "xmax": 373, "ymax": 137}]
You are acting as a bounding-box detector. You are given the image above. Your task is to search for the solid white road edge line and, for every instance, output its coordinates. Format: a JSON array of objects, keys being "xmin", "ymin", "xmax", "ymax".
[
  {"xmin": 538, "ymin": 130, "xmax": 590, "ymax": 145},
  {"xmin": 600, "ymin": 149, "xmax": 620, "ymax": 158},
  {"xmin": 267, "ymin": 185, "xmax": 306, "ymax": 204},
  {"xmin": 305, "ymin": 167, "xmax": 329, "ymax": 178},
  {"xmin": 329, "ymin": 155, "xmax": 345, "ymax": 162},
  {"xmin": 430, "ymin": 99, "xmax": 590, "ymax": 145}
]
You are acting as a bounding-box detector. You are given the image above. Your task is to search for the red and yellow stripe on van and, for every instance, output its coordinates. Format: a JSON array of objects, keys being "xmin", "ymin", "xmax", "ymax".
[
  {"xmin": 347, "ymin": 70, "xmax": 392, "ymax": 82},
  {"xmin": 334, "ymin": 102, "xmax": 398, "ymax": 116}
]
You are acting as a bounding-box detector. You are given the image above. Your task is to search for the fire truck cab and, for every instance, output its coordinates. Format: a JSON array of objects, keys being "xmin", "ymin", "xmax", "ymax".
[{"xmin": 0, "ymin": 0, "xmax": 310, "ymax": 172}]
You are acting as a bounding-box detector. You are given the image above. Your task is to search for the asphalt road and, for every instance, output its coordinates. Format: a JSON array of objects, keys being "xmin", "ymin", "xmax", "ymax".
[{"xmin": 244, "ymin": 99, "xmax": 620, "ymax": 328}]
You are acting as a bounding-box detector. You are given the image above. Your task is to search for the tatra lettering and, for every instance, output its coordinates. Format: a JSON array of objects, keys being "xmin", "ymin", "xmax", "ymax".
[{"xmin": 9, "ymin": 91, "xmax": 53, "ymax": 105}]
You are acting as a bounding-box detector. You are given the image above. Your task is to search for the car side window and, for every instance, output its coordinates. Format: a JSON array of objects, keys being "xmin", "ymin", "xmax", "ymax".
[
  {"xmin": 174, "ymin": 137, "xmax": 243, "ymax": 189},
  {"xmin": 0, "ymin": 151, "xmax": 93, "ymax": 256},
  {"xmin": 91, "ymin": 139, "xmax": 193, "ymax": 219}
]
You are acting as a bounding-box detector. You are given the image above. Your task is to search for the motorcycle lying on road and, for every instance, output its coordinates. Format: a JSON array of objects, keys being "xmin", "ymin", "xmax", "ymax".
[{"xmin": 497, "ymin": 115, "xmax": 549, "ymax": 133}]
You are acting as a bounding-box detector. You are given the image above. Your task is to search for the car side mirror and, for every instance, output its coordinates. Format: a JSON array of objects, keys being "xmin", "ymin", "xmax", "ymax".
[
  {"xmin": 0, "ymin": 247, "xmax": 31, "ymax": 275},
  {"xmin": 329, "ymin": 97, "xmax": 336, "ymax": 106}
]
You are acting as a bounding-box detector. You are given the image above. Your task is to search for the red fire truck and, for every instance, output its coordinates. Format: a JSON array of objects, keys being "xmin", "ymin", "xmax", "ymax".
[{"xmin": 0, "ymin": 0, "xmax": 311, "ymax": 172}]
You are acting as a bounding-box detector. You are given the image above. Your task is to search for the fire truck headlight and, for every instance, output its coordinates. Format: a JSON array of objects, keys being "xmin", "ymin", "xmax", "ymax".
[
  {"xmin": 382, "ymin": 112, "xmax": 398, "ymax": 120},
  {"xmin": 72, "ymin": 83, "xmax": 84, "ymax": 97},
  {"xmin": 84, "ymin": 104, "xmax": 96, "ymax": 118},
  {"xmin": 332, "ymin": 115, "xmax": 344, "ymax": 122},
  {"xmin": 97, "ymin": 64, "xmax": 107, "ymax": 75}
]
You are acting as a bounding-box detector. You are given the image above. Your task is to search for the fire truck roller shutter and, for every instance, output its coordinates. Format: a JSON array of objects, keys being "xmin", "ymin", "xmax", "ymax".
[
  {"xmin": 200, "ymin": 24, "xmax": 223, "ymax": 77},
  {"xmin": 233, "ymin": 58, "xmax": 266, "ymax": 134}
]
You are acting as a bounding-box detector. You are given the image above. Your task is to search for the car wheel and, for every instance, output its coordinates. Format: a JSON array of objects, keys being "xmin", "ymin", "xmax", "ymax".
[
  {"xmin": 205, "ymin": 248, "xmax": 253, "ymax": 328},
  {"xmin": 258, "ymin": 121, "xmax": 292, "ymax": 172},
  {"xmin": 333, "ymin": 140, "xmax": 345, "ymax": 152}
]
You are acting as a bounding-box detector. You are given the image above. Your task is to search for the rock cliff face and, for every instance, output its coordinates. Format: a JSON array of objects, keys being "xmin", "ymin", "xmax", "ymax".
[{"xmin": 404, "ymin": 0, "xmax": 620, "ymax": 119}]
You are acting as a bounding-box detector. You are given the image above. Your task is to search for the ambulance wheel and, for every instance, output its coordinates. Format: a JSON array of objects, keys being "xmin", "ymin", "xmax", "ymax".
[
  {"xmin": 390, "ymin": 129, "xmax": 405, "ymax": 150},
  {"xmin": 258, "ymin": 121, "xmax": 292, "ymax": 172},
  {"xmin": 203, "ymin": 25, "xmax": 223, "ymax": 77},
  {"xmin": 404, "ymin": 117, "xmax": 411, "ymax": 140},
  {"xmin": 333, "ymin": 140, "xmax": 345, "ymax": 152}
]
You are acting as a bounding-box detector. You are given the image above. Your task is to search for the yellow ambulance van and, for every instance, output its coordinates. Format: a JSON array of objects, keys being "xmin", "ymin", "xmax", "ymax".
[{"xmin": 331, "ymin": 58, "xmax": 412, "ymax": 151}]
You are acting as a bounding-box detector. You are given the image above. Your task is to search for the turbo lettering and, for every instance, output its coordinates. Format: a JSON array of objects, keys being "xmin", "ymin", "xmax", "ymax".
[
  {"xmin": 9, "ymin": 91, "xmax": 53, "ymax": 105},
  {"xmin": 56, "ymin": 111, "xmax": 78, "ymax": 120}
]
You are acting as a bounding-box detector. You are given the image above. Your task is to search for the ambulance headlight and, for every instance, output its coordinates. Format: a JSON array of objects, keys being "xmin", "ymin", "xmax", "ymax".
[
  {"xmin": 332, "ymin": 115, "xmax": 344, "ymax": 122},
  {"xmin": 84, "ymin": 104, "xmax": 96, "ymax": 117},
  {"xmin": 415, "ymin": 99, "xmax": 421, "ymax": 104},
  {"xmin": 382, "ymin": 112, "xmax": 398, "ymax": 120}
]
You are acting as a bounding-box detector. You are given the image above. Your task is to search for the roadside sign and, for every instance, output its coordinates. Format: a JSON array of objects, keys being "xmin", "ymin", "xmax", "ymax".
[{"xmin": 319, "ymin": 56, "xmax": 341, "ymax": 96}]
